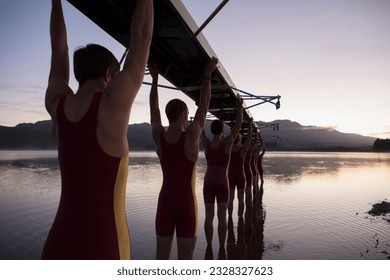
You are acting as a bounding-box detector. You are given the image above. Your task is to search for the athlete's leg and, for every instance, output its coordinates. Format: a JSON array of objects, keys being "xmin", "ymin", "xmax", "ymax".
[
  {"xmin": 204, "ymin": 203, "xmax": 215, "ymax": 245},
  {"xmin": 237, "ymin": 189, "xmax": 245, "ymax": 217},
  {"xmin": 176, "ymin": 189, "xmax": 198, "ymax": 260},
  {"xmin": 156, "ymin": 235, "xmax": 173, "ymax": 260},
  {"xmin": 252, "ymin": 175, "xmax": 259, "ymax": 201},
  {"xmin": 228, "ymin": 185, "xmax": 235, "ymax": 216},
  {"xmin": 245, "ymin": 183, "xmax": 252, "ymax": 208},
  {"xmin": 216, "ymin": 202, "xmax": 228, "ymax": 259},
  {"xmin": 204, "ymin": 243, "xmax": 213, "ymax": 260},
  {"xmin": 177, "ymin": 236, "xmax": 197, "ymax": 260}
]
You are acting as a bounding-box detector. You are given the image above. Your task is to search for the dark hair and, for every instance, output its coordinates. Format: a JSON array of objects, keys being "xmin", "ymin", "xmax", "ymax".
[
  {"xmin": 210, "ymin": 119, "xmax": 224, "ymax": 135},
  {"xmin": 73, "ymin": 44, "xmax": 119, "ymax": 86},
  {"xmin": 165, "ymin": 99, "xmax": 188, "ymax": 123}
]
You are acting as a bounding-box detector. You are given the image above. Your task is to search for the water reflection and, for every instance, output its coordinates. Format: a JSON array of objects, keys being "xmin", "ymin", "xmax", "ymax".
[
  {"xmin": 1, "ymin": 151, "xmax": 389, "ymax": 260},
  {"xmin": 225, "ymin": 181, "xmax": 266, "ymax": 260},
  {"xmin": 264, "ymin": 152, "xmax": 390, "ymax": 184}
]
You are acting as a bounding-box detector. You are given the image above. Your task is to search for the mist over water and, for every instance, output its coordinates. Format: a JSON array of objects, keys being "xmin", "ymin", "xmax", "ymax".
[{"xmin": 0, "ymin": 151, "xmax": 389, "ymax": 260}]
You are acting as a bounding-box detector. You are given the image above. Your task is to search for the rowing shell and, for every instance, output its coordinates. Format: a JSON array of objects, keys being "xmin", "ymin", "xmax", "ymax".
[{"xmin": 67, "ymin": 0, "xmax": 256, "ymax": 136}]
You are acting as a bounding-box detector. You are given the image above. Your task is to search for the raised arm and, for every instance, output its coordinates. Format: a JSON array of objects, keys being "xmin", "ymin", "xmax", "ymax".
[
  {"xmin": 260, "ymin": 136, "xmax": 266, "ymax": 155},
  {"xmin": 225, "ymin": 98, "xmax": 243, "ymax": 148},
  {"xmin": 122, "ymin": 0, "xmax": 153, "ymax": 81},
  {"xmin": 149, "ymin": 65, "xmax": 164, "ymax": 150},
  {"xmin": 253, "ymin": 131, "xmax": 261, "ymax": 157},
  {"xmin": 241, "ymin": 119, "xmax": 253, "ymax": 158},
  {"xmin": 187, "ymin": 57, "xmax": 218, "ymax": 140},
  {"xmin": 104, "ymin": 0, "xmax": 153, "ymax": 119},
  {"xmin": 248, "ymin": 128, "xmax": 259, "ymax": 155},
  {"xmin": 45, "ymin": 0, "xmax": 71, "ymax": 117}
]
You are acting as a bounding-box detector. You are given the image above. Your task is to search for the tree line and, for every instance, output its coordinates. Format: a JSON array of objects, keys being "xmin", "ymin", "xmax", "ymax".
[{"xmin": 373, "ymin": 138, "xmax": 390, "ymax": 151}]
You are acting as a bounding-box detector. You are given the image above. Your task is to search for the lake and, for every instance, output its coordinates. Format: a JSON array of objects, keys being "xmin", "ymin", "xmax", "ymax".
[{"xmin": 0, "ymin": 150, "xmax": 389, "ymax": 260}]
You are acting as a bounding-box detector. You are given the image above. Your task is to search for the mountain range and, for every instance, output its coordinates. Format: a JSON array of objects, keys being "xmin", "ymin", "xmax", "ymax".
[
  {"xmin": 0, "ymin": 119, "xmax": 377, "ymax": 151},
  {"xmin": 260, "ymin": 120, "xmax": 376, "ymax": 151}
]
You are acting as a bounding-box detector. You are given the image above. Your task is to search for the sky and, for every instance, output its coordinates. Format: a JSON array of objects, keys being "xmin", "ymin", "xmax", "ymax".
[{"xmin": 0, "ymin": 0, "xmax": 389, "ymax": 138}]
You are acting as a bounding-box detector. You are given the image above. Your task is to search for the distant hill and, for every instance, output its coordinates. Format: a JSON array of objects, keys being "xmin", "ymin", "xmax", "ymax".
[
  {"xmin": 260, "ymin": 119, "xmax": 376, "ymax": 151},
  {"xmin": 127, "ymin": 123, "xmax": 154, "ymax": 150},
  {"xmin": 0, "ymin": 119, "xmax": 377, "ymax": 151},
  {"xmin": 0, "ymin": 120, "xmax": 154, "ymax": 151},
  {"xmin": 0, "ymin": 121, "xmax": 55, "ymax": 150}
]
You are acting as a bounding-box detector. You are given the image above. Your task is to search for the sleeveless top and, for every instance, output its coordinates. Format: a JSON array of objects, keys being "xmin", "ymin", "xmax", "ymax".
[
  {"xmin": 205, "ymin": 141, "xmax": 229, "ymax": 169},
  {"xmin": 156, "ymin": 131, "xmax": 198, "ymax": 237},
  {"xmin": 228, "ymin": 148, "xmax": 245, "ymax": 178},
  {"xmin": 42, "ymin": 92, "xmax": 130, "ymax": 260},
  {"xmin": 159, "ymin": 131, "xmax": 196, "ymax": 195}
]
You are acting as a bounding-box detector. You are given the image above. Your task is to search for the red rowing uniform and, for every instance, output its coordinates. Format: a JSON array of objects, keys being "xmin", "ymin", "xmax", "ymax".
[
  {"xmin": 244, "ymin": 153, "xmax": 252, "ymax": 187},
  {"xmin": 228, "ymin": 148, "xmax": 246, "ymax": 190},
  {"xmin": 203, "ymin": 141, "xmax": 230, "ymax": 204},
  {"xmin": 42, "ymin": 92, "xmax": 130, "ymax": 260},
  {"xmin": 155, "ymin": 131, "xmax": 197, "ymax": 238}
]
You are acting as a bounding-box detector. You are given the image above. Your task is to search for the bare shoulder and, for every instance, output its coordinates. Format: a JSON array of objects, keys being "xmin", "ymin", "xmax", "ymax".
[
  {"xmin": 185, "ymin": 126, "xmax": 200, "ymax": 162},
  {"xmin": 152, "ymin": 122, "xmax": 165, "ymax": 137},
  {"xmin": 45, "ymin": 80, "xmax": 73, "ymax": 117},
  {"xmin": 186, "ymin": 120, "xmax": 203, "ymax": 143},
  {"xmin": 96, "ymin": 89, "xmax": 132, "ymax": 157}
]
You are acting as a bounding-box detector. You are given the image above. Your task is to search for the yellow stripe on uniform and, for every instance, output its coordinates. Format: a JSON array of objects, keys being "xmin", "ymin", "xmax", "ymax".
[{"xmin": 113, "ymin": 155, "xmax": 131, "ymax": 260}]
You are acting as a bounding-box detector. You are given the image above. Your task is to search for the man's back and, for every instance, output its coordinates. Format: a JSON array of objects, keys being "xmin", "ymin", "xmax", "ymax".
[{"xmin": 42, "ymin": 93, "xmax": 130, "ymax": 259}]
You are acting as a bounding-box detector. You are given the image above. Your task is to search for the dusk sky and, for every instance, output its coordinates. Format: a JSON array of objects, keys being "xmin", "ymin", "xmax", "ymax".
[{"xmin": 0, "ymin": 0, "xmax": 389, "ymax": 138}]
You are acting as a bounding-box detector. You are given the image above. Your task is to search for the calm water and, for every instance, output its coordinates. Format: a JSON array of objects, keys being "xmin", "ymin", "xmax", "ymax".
[{"xmin": 0, "ymin": 150, "xmax": 389, "ymax": 260}]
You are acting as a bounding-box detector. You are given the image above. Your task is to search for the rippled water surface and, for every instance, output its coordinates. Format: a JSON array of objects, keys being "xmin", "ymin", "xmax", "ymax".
[{"xmin": 0, "ymin": 151, "xmax": 389, "ymax": 260}]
